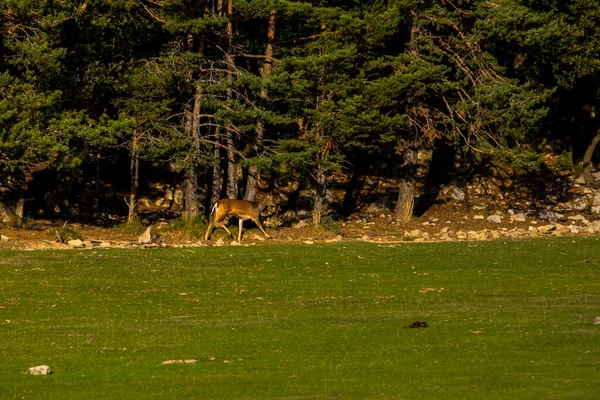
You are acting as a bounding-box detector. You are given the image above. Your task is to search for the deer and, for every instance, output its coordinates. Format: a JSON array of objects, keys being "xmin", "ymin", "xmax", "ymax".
[{"xmin": 204, "ymin": 195, "xmax": 275, "ymax": 242}]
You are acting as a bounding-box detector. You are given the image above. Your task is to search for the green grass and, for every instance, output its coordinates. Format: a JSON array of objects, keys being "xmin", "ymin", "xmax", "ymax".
[{"xmin": 1, "ymin": 237, "xmax": 599, "ymax": 399}]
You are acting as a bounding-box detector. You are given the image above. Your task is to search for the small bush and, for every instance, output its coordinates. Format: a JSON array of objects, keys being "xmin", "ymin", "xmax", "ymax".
[
  {"xmin": 167, "ymin": 216, "xmax": 208, "ymax": 241},
  {"xmin": 53, "ymin": 222, "xmax": 83, "ymax": 243}
]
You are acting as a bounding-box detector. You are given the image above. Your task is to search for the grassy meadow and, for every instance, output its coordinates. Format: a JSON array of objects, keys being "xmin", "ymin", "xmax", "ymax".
[{"xmin": 1, "ymin": 237, "xmax": 599, "ymax": 399}]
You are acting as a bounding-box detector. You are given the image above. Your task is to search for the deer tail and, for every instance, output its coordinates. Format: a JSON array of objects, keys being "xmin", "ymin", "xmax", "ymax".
[{"xmin": 209, "ymin": 201, "xmax": 219, "ymax": 216}]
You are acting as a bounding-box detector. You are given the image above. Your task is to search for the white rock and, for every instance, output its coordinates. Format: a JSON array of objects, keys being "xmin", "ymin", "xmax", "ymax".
[
  {"xmin": 0, "ymin": 235, "xmax": 9, "ymax": 241},
  {"xmin": 67, "ymin": 239, "xmax": 84, "ymax": 248},
  {"xmin": 137, "ymin": 226, "xmax": 152, "ymax": 244},
  {"xmin": 28, "ymin": 365, "xmax": 51, "ymax": 375},
  {"xmin": 487, "ymin": 215, "xmax": 502, "ymax": 223}
]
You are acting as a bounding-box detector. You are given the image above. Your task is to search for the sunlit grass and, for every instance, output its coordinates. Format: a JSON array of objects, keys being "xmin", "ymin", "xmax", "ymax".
[{"xmin": 1, "ymin": 237, "xmax": 599, "ymax": 399}]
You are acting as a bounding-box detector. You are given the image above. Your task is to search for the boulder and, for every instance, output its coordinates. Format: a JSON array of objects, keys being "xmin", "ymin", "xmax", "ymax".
[
  {"xmin": 28, "ymin": 365, "xmax": 51, "ymax": 375},
  {"xmin": 137, "ymin": 226, "xmax": 152, "ymax": 244}
]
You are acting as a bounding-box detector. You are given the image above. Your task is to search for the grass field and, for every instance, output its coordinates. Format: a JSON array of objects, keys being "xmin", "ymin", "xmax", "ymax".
[{"xmin": 1, "ymin": 237, "xmax": 599, "ymax": 399}]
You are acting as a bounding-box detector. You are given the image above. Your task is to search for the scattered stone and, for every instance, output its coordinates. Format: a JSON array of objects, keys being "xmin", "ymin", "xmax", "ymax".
[
  {"xmin": 510, "ymin": 213, "xmax": 527, "ymax": 222},
  {"xmin": 304, "ymin": 240, "xmax": 314, "ymax": 244},
  {"xmin": 595, "ymin": 317, "xmax": 600, "ymax": 325},
  {"xmin": 162, "ymin": 359, "xmax": 197, "ymax": 365},
  {"xmin": 137, "ymin": 226, "xmax": 152, "ymax": 244},
  {"xmin": 83, "ymin": 240, "xmax": 94, "ymax": 248},
  {"xmin": 230, "ymin": 240, "xmax": 242, "ymax": 246},
  {"xmin": 0, "ymin": 235, "xmax": 8, "ymax": 241},
  {"xmin": 473, "ymin": 215, "xmax": 485, "ymax": 220},
  {"xmin": 215, "ymin": 238, "xmax": 226, "ymax": 247},
  {"xmin": 537, "ymin": 224, "xmax": 556, "ymax": 234},
  {"xmin": 438, "ymin": 185, "xmax": 466, "ymax": 202},
  {"xmin": 28, "ymin": 365, "xmax": 51, "ymax": 375},
  {"xmin": 294, "ymin": 220, "xmax": 309, "ymax": 229},
  {"xmin": 409, "ymin": 229, "xmax": 422, "ymax": 238},
  {"xmin": 571, "ymin": 196, "xmax": 590, "ymax": 211},
  {"xmin": 67, "ymin": 239, "xmax": 84, "ymax": 248},
  {"xmin": 487, "ymin": 215, "xmax": 502, "ymax": 223},
  {"xmin": 539, "ymin": 209, "xmax": 564, "ymax": 222},
  {"xmin": 99, "ymin": 242, "xmax": 111, "ymax": 248}
]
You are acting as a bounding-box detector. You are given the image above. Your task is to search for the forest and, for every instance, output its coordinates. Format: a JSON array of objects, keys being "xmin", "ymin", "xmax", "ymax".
[{"xmin": 1, "ymin": 0, "xmax": 599, "ymax": 228}]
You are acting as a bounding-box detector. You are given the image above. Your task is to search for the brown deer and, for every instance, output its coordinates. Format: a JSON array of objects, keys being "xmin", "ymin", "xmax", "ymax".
[{"xmin": 204, "ymin": 195, "xmax": 275, "ymax": 242}]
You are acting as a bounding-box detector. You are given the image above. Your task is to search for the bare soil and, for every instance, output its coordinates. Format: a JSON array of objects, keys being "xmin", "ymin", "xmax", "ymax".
[{"xmin": 0, "ymin": 199, "xmax": 592, "ymax": 251}]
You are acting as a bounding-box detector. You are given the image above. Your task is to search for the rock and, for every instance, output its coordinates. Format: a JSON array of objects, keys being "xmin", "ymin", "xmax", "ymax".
[
  {"xmin": 438, "ymin": 185, "xmax": 465, "ymax": 202},
  {"xmin": 366, "ymin": 197, "xmax": 392, "ymax": 213},
  {"xmin": 571, "ymin": 196, "xmax": 589, "ymax": 211},
  {"xmin": 487, "ymin": 215, "xmax": 502, "ymax": 223},
  {"xmin": 137, "ymin": 226, "xmax": 152, "ymax": 244},
  {"xmin": 539, "ymin": 209, "xmax": 564, "ymax": 222},
  {"xmin": 409, "ymin": 229, "xmax": 422, "ymax": 238},
  {"xmin": 537, "ymin": 224, "xmax": 556, "ymax": 234},
  {"xmin": 568, "ymin": 214, "xmax": 588, "ymax": 223},
  {"xmin": 592, "ymin": 191, "xmax": 600, "ymax": 213},
  {"xmin": 281, "ymin": 210, "xmax": 298, "ymax": 223},
  {"xmin": 473, "ymin": 215, "xmax": 485, "ymax": 220},
  {"xmin": 0, "ymin": 235, "xmax": 8, "ymax": 241},
  {"xmin": 67, "ymin": 239, "xmax": 84, "ymax": 248},
  {"xmin": 83, "ymin": 240, "xmax": 94, "ymax": 248},
  {"xmin": 595, "ymin": 317, "xmax": 600, "ymax": 325},
  {"xmin": 28, "ymin": 365, "xmax": 51, "ymax": 375},
  {"xmin": 325, "ymin": 235, "xmax": 343, "ymax": 243},
  {"xmin": 294, "ymin": 220, "xmax": 309, "ymax": 229},
  {"xmin": 510, "ymin": 213, "xmax": 527, "ymax": 222},
  {"xmin": 215, "ymin": 238, "xmax": 226, "ymax": 247}
]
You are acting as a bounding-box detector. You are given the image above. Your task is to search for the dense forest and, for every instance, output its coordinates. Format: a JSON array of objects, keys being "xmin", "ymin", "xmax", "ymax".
[{"xmin": 1, "ymin": 0, "xmax": 599, "ymax": 227}]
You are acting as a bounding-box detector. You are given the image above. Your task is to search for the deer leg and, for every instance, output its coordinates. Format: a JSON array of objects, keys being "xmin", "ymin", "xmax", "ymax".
[
  {"xmin": 204, "ymin": 221, "xmax": 216, "ymax": 240},
  {"xmin": 253, "ymin": 218, "xmax": 270, "ymax": 239},
  {"xmin": 216, "ymin": 221, "xmax": 233, "ymax": 237},
  {"xmin": 238, "ymin": 219, "xmax": 244, "ymax": 242}
]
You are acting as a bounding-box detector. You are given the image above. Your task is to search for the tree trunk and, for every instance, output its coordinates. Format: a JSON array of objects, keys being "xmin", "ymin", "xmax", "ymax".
[
  {"xmin": 312, "ymin": 164, "xmax": 326, "ymax": 228},
  {"xmin": 184, "ymin": 168, "xmax": 199, "ymax": 219},
  {"xmin": 183, "ymin": 83, "xmax": 200, "ymax": 219},
  {"xmin": 394, "ymin": 148, "xmax": 418, "ymax": 223},
  {"xmin": 245, "ymin": 9, "xmax": 276, "ymax": 201},
  {"xmin": 0, "ymin": 170, "xmax": 25, "ymax": 224},
  {"xmin": 210, "ymin": 127, "xmax": 224, "ymax": 208},
  {"xmin": 127, "ymin": 130, "xmax": 140, "ymax": 223},
  {"xmin": 224, "ymin": 0, "xmax": 238, "ymax": 200},
  {"xmin": 226, "ymin": 133, "xmax": 237, "ymax": 199},
  {"xmin": 582, "ymin": 129, "xmax": 600, "ymax": 188}
]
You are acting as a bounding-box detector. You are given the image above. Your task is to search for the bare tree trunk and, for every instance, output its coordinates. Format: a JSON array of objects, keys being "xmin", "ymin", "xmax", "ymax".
[
  {"xmin": 394, "ymin": 148, "xmax": 418, "ymax": 223},
  {"xmin": 225, "ymin": 0, "xmax": 238, "ymax": 200},
  {"xmin": 245, "ymin": 9, "xmax": 276, "ymax": 202},
  {"xmin": 127, "ymin": 129, "xmax": 140, "ymax": 223},
  {"xmin": 312, "ymin": 164, "xmax": 326, "ymax": 228},
  {"xmin": 582, "ymin": 129, "xmax": 600, "ymax": 188},
  {"xmin": 211, "ymin": 127, "xmax": 224, "ymax": 207}
]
